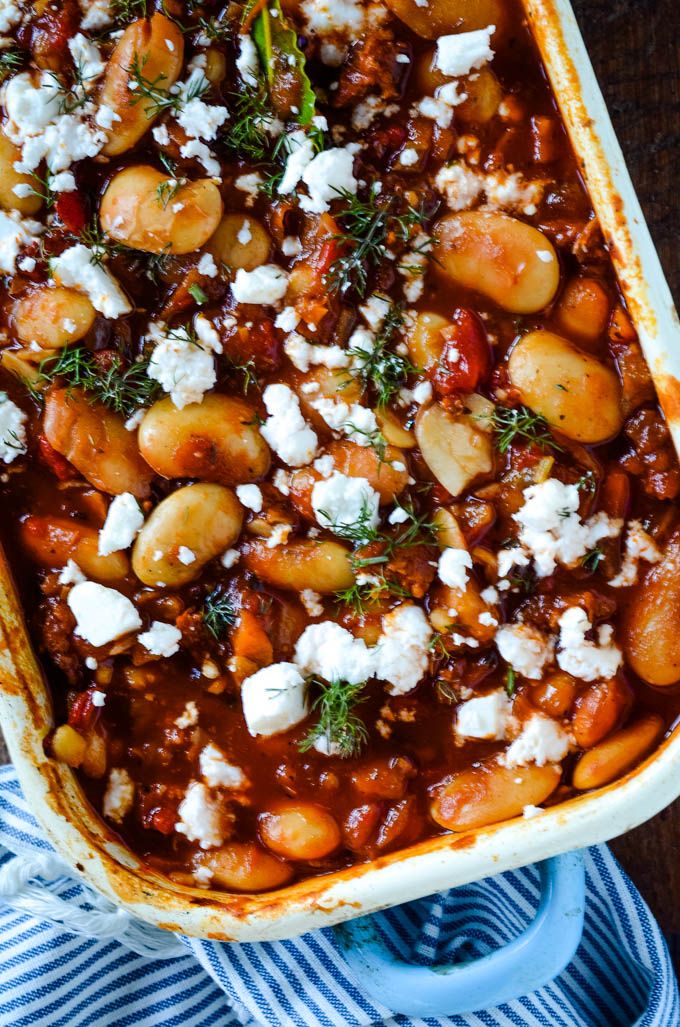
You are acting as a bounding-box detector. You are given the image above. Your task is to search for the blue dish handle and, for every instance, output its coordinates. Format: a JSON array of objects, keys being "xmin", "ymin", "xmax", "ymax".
[{"xmin": 333, "ymin": 850, "xmax": 585, "ymax": 1018}]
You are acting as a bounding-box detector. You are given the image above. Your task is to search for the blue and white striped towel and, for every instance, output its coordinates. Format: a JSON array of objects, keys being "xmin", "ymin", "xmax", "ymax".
[{"xmin": 0, "ymin": 763, "xmax": 677, "ymax": 1027}]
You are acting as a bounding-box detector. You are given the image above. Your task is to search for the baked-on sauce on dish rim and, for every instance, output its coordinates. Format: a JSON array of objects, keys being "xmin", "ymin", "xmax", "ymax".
[{"xmin": 0, "ymin": 0, "xmax": 678, "ymax": 894}]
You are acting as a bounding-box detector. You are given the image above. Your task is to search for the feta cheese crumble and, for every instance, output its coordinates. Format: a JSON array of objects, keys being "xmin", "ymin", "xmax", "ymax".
[
  {"xmin": 455, "ymin": 689, "xmax": 512, "ymax": 740},
  {"xmin": 199, "ymin": 743, "xmax": 247, "ymax": 789},
  {"xmin": 495, "ymin": 622, "xmax": 555, "ymax": 680},
  {"xmin": 295, "ymin": 622, "xmax": 375, "ymax": 685},
  {"xmin": 0, "ymin": 211, "xmax": 42, "ymax": 274},
  {"xmin": 311, "ymin": 471, "xmax": 380, "ymax": 535},
  {"xmin": 241, "ymin": 662, "xmax": 308, "ymax": 736},
  {"xmin": 299, "ymin": 146, "xmax": 358, "ymax": 214},
  {"xmin": 51, "ymin": 245, "xmax": 131, "ymax": 319},
  {"xmin": 146, "ymin": 320, "xmax": 218, "ymax": 409},
  {"xmin": 261, "ymin": 384, "xmax": 318, "ymax": 466},
  {"xmin": 176, "ymin": 781, "xmax": 225, "ymax": 848},
  {"xmin": 0, "ymin": 391, "xmax": 27, "ymax": 463},
  {"xmin": 236, "ymin": 483, "xmax": 263, "ymax": 512},
  {"xmin": 232, "ymin": 264, "xmax": 289, "ymax": 305},
  {"xmin": 434, "ymin": 26, "xmax": 495, "ymax": 78},
  {"xmin": 138, "ymin": 621, "xmax": 182, "ymax": 658},
  {"xmin": 557, "ymin": 607, "xmax": 623, "ymax": 682},
  {"xmin": 438, "ymin": 547, "xmax": 473, "ymax": 591},
  {"xmin": 375, "ymin": 604, "xmax": 433, "ymax": 695},
  {"xmin": 608, "ymin": 520, "xmax": 662, "ymax": 587},
  {"xmin": 67, "ymin": 582, "xmax": 142, "ymax": 648},
  {"xmin": 501, "ymin": 714, "xmax": 571, "ymax": 768},
  {"xmin": 102, "ymin": 768, "xmax": 134, "ymax": 823},
  {"xmin": 98, "ymin": 493, "xmax": 144, "ymax": 556}
]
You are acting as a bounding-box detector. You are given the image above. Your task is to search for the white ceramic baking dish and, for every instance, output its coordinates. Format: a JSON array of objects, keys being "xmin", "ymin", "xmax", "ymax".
[{"xmin": 1, "ymin": 0, "xmax": 679, "ymax": 943}]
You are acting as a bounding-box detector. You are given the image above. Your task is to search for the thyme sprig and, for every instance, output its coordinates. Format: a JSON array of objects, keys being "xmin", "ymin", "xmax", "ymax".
[
  {"xmin": 491, "ymin": 405, "xmax": 563, "ymax": 455},
  {"xmin": 299, "ymin": 677, "xmax": 369, "ymax": 758},
  {"xmin": 33, "ymin": 347, "xmax": 161, "ymax": 417}
]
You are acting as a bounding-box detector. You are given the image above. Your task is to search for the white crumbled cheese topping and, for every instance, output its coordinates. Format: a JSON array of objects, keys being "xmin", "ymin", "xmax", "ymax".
[
  {"xmin": 301, "ymin": 0, "xmax": 365, "ymax": 36},
  {"xmin": 261, "ymin": 384, "xmax": 318, "ymax": 466},
  {"xmin": 58, "ymin": 560, "xmax": 86, "ymax": 586},
  {"xmin": 237, "ymin": 219, "xmax": 252, "ymax": 245},
  {"xmin": 388, "ymin": 506, "xmax": 410, "ymax": 525},
  {"xmin": 236, "ymin": 483, "xmax": 263, "ymax": 512},
  {"xmin": 91, "ymin": 689, "xmax": 106, "ymax": 706},
  {"xmin": 68, "ymin": 33, "xmax": 106, "ymax": 81},
  {"xmin": 51, "ymin": 245, "xmax": 131, "ymax": 319},
  {"xmin": 94, "ymin": 103, "xmax": 121, "ymax": 131},
  {"xmin": 266, "ymin": 522, "xmax": 292, "ymax": 548},
  {"xmin": 176, "ymin": 781, "xmax": 225, "ymax": 849},
  {"xmin": 173, "ymin": 64, "xmax": 228, "ymax": 144},
  {"xmin": 434, "ymin": 26, "xmax": 495, "ymax": 78},
  {"xmin": 438, "ymin": 547, "xmax": 473, "ymax": 590},
  {"xmin": 4, "ymin": 71, "xmax": 108, "ymax": 189},
  {"xmin": 275, "ymin": 306, "xmax": 300, "ymax": 332},
  {"xmin": 241, "ymin": 662, "xmax": 308, "ymax": 736},
  {"xmin": 313, "ymin": 734, "xmax": 342, "ymax": 756},
  {"xmin": 0, "ymin": 211, "xmax": 42, "ymax": 274},
  {"xmin": 360, "ymin": 293, "xmax": 392, "ymax": 331},
  {"xmin": 557, "ymin": 607, "xmax": 623, "ymax": 682},
  {"xmin": 199, "ymin": 743, "xmax": 247, "ymax": 789},
  {"xmin": 375, "ymin": 604, "xmax": 433, "ymax": 695},
  {"xmin": 67, "ymin": 582, "xmax": 142, "ymax": 648},
  {"xmin": 17, "ymin": 255, "xmax": 35, "ymax": 272},
  {"xmin": 480, "ymin": 585, "xmax": 499, "ymax": 605},
  {"xmin": 502, "ymin": 714, "xmax": 571, "ymax": 768},
  {"xmin": 455, "ymin": 689, "xmax": 512, "ymax": 740},
  {"xmin": 495, "ymin": 622, "xmax": 555, "ymax": 680},
  {"xmin": 124, "ymin": 408, "xmax": 145, "ymax": 432},
  {"xmin": 177, "ymin": 546, "xmax": 196, "ymax": 565},
  {"xmin": 98, "ymin": 493, "xmax": 144, "ymax": 556},
  {"xmin": 313, "ymin": 454, "xmax": 335, "ymax": 477},
  {"xmin": 295, "ymin": 622, "xmax": 376, "ymax": 685},
  {"xmin": 398, "ymin": 147, "xmax": 420, "ymax": 167},
  {"xmin": 232, "ymin": 264, "xmax": 289, "ymax": 305},
  {"xmin": 435, "ymin": 162, "xmax": 484, "ymax": 211},
  {"xmin": 0, "ymin": 391, "xmax": 27, "ymax": 463},
  {"xmin": 310, "ymin": 395, "xmax": 378, "ymax": 445},
  {"xmin": 235, "ymin": 171, "xmax": 264, "ymax": 205},
  {"xmin": 194, "ymin": 313, "xmax": 222, "ymax": 353},
  {"xmin": 80, "ymin": 0, "xmax": 112, "ymax": 30},
  {"xmin": 609, "ymin": 520, "xmax": 662, "ymax": 587},
  {"xmin": 300, "ymin": 589, "xmax": 324, "ymax": 616},
  {"xmin": 278, "ymin": 129, "xmax": 315, "ymax": 195},
  {"xmin": 197, "ymin": 252, "xmax": 218, "ymax": 277},
  {"xmin": 299, "ymin": 146, "xmax": 358, "ymax": 214},
  {"xmin": 138, "ymin": 620, "xmax": 182, "ymax": 658},
  {"xmin": 506, "ymin": 479, "xmax": 623, "ymax": 578},
  {"xmin": 102, "ymin": 768, "xmax": 134, "ymax": 824},
  {"xmin": 220, "ymin": 548, "xmax": 240, "ymax": 569},
  {"xmin": 152, "ymin": 123, "xmax": 171, "ymax": 146},
  {"xmin": 284, "ymin": 332, "xmax": 350, "ymax": 372},
  {"xmin": 236, "ymin": 34, "xmax": 259, "ymax": 87},
  {"xmin": 281, "ymin": 235, "xmax": 302, "ymax": 257},
  {"xmin": 435, "ymin": 162, "xmax": 545, "ymax": 216},
  {"xmin": 0, "ymin": 0, "xmax": 23, "ymax": 32},
  {"xmin": 414, "ymin": 80, "xmax": 467, "ymax": 129},
  {"xmin": 145, "ymin": 320, "xmax": 216, "ymax": 409},
  {"xmin": 398, "ymin": 231, "xmax": 430, "ymax": 302},
  {"xmin": 175, "ymin": 701, "xmax": 199, "ymax": 729},
  {"xmin": 179, "ymin": 137, "xmax": 221, "ymax": 176},
  {"xmin": 311, "ymin": 471, "xmax": 380, "ymax": 535},
  {"xmin": 272, "ymin": 468, "xmax": 291, "ymax": 495}
]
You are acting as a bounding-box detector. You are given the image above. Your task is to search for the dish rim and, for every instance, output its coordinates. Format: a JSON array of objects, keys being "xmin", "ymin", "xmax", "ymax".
[{"xmin": 1, "ymin": 0, "xmax": 679, "ymax": 941}]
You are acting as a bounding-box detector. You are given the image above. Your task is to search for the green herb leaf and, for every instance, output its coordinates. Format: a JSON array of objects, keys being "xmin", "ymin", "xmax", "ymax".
[
  {"xmin": 33, "ymin": 348, "xmax": 162, "ymax": 417},
  {"xmin": 491, "ymin": 405, "xmax": 563, "ymax": 455},
  {"xmin": 299, "ymin": 677, "xmax": 369, "ymax": 758},
  {"xmin": 188, "ymin": 282, "xmax": 208, "ymax": 305},
  {"xmin": 581, "ymin": 546, "xmax": 604, "ymax": 572},
  {"xmin": 0, "ymin": 49, "xmax": 25, "ymax": 83},
  {"xmin": 334, "ymin": 576, "xmax": 411, "ymax": 613},
  {"xmin": 347, "ymin": 303, "xmax": 418, "ymax": 407},
  {"xmin": 505, "ymin": 666, "xmax": 517, "ymax": 696},
  {"xmin": 252, "ymin": 0, "xmax": 316, "ymax": 126},
  {"xmin": 202, "ymin": 587, "xmax": 237, "ymax": 639}
]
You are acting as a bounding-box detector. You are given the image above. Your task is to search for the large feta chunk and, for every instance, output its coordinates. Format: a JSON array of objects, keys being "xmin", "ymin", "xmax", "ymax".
[
  {"xmin": 501, "ymin": 714, "xmax": 571, "ymax": 768},
  {"xmin": 295, "ymin": 622, "xmax": 375, "ymax": 685},
  {"xmin": 199, "ymin": 743, "xmax": 248, "ymax": 789},
  {"xmin": 438, "ymin": 547, "xmax": 472, "ymax": 590},
  {"xmin": 241, "ymin": 662, "xmax": 308, "ymax": 736},
  {"xmin": 375, "ymin": 604, "xmax": 432, "ymax": 695},
  {"xmin": 0, "ymin": 391, "xmax": 27, "ymax": 463},
  {"xmin": 299, "ymin": 147, "xmax": 358, "ymax": 214},
  {"xmin": 232, "ymin": 264, "xmax": 289, "ymax": 305},
  {"xmin": 311, "ymin": 471, "xmax": 380, "ymax": 536},
  {"xmin": 67, "ymin": 582, "xmax": 142, "ymax": 647},
  {"xmin": 434, "ymin": 26, "xmax": 495, "ymax": 78},
  {"xmin": 455, "ymin": 689, "xmax": 512, "ymax": 740},
  {"xmin": 277, "ymin": 130, "xmax": 315, "ymax": 195},
  {"xmin": 495, "ymin": 622, "xmax": 554, "ymax": 681},
  {"xmin": 146, "ymin": 320, "xmax": 216, "ymax": 408},
  {"xmin": 557, "ymin": 607, "xmax": 623, "ymax": 682},
  {"xmin": 609, "ymin": 520, "xmax": 662, "ymax": 587},
  {"xmin": 138, "ymin": 621, "xmax": 182, "ymax": 658},
  {"xmin": 98, "ymin": 493, "xmax": 144, "ymax": 556},
  {"xmin": 102, "ymin": 768, "xmax": 134, "ymax": 823},
  {"xmin": 310, "ymin": 395, "xmax": 378, "ymax": 444},
  {"xmin": 175, "ymin": 781, "xmax": 225, "ymax": 848},
  {"xmin": 51, "ymin": 245, "xmax": 131, "ymax": 319},
  {"xmin": 261, "ymin": 384, "xmax": 318, "ymax": 466}
]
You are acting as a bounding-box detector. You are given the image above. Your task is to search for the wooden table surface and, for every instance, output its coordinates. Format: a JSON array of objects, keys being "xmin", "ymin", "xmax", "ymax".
[{"xmin": 1, "ymin": 0, "xmax": 679, "ymax": 968}]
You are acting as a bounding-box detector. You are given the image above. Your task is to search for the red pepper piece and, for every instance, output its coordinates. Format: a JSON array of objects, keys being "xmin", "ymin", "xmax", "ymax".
[{"xmin": 430, "ymin": 308, "xmax": 491, "ymax": 396}]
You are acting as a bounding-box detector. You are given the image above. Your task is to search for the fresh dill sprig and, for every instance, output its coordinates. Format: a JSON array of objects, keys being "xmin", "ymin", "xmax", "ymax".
[
  {"xmin": 47, "ymin": 61, "xmax": 94, "ymax": 115},
  {"xmin": 344, "ymin": 424, "xmax": 388, "ymax": 463},
  {"xmin": 127, "ymin": 53, "xmax": 208, "ymax": 117},
  {"xmin": 491, "ymin": 405, "xmax": 563, "ymax": 455},
  {"xmin": 577, "ymin": 470, "xmax": 597, "ymax": 493},
  {"xmin": 33, "ymin": 348, "xmax": 161, "ymax": 417},
  {"xmin": 324, "ymin": 499, "xmax": 438, "ymax": 570},
  {"xmin": 0, "ymin": 49, "xmax": 25, "ymax": 83},
  {"xmin": 320, "ymin": 499, "xmax": 379, "ymax": 547},
  {"xmin": 429, "ymin": 632, "xmax": 453, "ymax": 660},
  {"xmin": 223, "ymin": 355, "xmax": 260, "ymax": 394},
  {"xmin": 188, "ymin": 282, "xmax": 208, "ymax": 305},
  {"xmin": 348, "ymin": 304, "xmax": 418, "ymax": 407},
  {"xmin": 197, "ymin": 13, "xmax": 231, "ymax": 41},
  {"xmin": 202, "ymin": 586, "xmax": 237, "ymax": 639},
  {"xmin": 111, "ymin": 0, "xmax": 149, "ymax": 22},
  {"xmin": 26, "ymin": 170, "xmax": 55, "ymax": 209},
  {"xmin": 156, "ymin": 176, "xmax": 184, "ymax": 210},
  {"xmin": 299, "ymin": 677, "xmax": 369, "ymax": 758},
  {"xmin": 224, "ymin": 88, "xmax": 272, "ymax": 161},
  {"xmin": 334, "ymin": 576, "xmax": 411, "ymax": 614},
  {"xmin": 328, "ymin": 187, "xmax": 432, "ymax": 297},
  {"xmin": 581, "ymin": 546, "xmax": 604, "ymax": 572}
]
